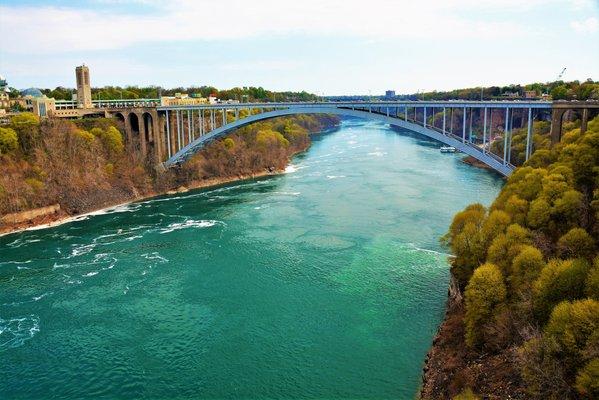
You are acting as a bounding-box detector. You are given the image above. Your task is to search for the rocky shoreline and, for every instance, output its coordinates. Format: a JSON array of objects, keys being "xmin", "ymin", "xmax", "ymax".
[{"xmin": 0, "ymin": 168, "xmax": 286, "ymax": 237}]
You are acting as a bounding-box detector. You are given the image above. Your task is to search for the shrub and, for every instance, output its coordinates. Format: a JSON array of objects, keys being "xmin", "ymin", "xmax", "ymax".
[
  {"xmin": 452, "ymin": 388, "xmax": 480, "ymax": 400},
  {"xmin": 575, "ymin": 358, "xmax": 599, "ymax": 398},
  {"xmin": 533, "ymin": 259, "xmax": 590, "ymax": 321},
  {"xmin": 557, "ymin": 228, "xmax": 595, "ymax": 259},
  {"xmin": 0, "ymin": 127, "xmax": 18, "ymax": 154},
  {"xmin": 487, "ymin": 224, "xmax": 531, "ymax": 276},
  {"xmin": 223, "ymin": 137, "xmax": 235, "ymax": 150},
  {"xmin": 464, "ymin": 263, "xmax": 507, "ymax": 347},
  {"xmin": 91, "ymin": 126, "xmax": 124, "ymax": 155},
  {"xmin": 10, "ymin": 112, "xmax": 40, "ymax": 153},
  {"xmin": 586, "ymin": 258, "xmax": 599, "ymax": 300},
  {"xmin": 512, "ymin": 245, "xmax": 545, "ymax": 292},
  {"xmin": 545, "ymin": 299, "xmax": 599, "ymax": 373}
]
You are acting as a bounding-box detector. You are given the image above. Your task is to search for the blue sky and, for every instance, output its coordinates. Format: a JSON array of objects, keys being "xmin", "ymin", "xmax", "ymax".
[{"xmin": 0, "ymin": 0, "xmax": 597, "ymax": 95}]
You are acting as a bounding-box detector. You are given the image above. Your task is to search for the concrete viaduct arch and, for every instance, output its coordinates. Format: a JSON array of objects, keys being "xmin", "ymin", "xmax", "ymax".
[{"xmin": 107, "ymin": 108, "xmax": 164, "ymax": 162}]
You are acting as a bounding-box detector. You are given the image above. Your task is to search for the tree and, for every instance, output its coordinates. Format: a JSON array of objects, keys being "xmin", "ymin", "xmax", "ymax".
[
  {"xmin": 557, "ymin": 228, "xmax": 595, "ymax": 259},
  {"xmin": 0, "ymin": 127, "xmax": 18, "ymax": 154},
  {"xmin": 512, "ymin": 245, "xmax": 545, "ymax": 292},
  {"xmin": 10, "ymin": 112, "xmax": 40, "ymax": 153},
  {"xmin": 464, "ymin": 263, "xmax": 507, "ymax": 347},
  {"xmin": 551, "ymin": 85, "xmax": 569, "ymax": 100},
  {"xmin": 575, "ymin": 358, "xmax": 599, "ymax": 398},
  {"xmin": 527, "ymin": 198, "xmax": 552, "ymax": 230},
  {"xmin": 545, "ymin": 299, "xmax": 599, "ymax": 374},
  {"xmin": 534, "ymin": 259, "xmax": 591, "ymax": 322},
  {"xmin": 487, "ymin": 224, "xmax": 531, "ymax": 276},
  {"xmin": 585, "ymin": 258, "xmax": 599, "ymax": 300}
]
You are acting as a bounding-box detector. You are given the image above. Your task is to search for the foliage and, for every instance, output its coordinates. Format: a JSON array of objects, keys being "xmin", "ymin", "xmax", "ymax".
[
  {"xmin": 557, "ymin": 228, "xmax": 595, "ymax": 259},
  {"xmin": 0, "ymin": 127, "xmax": 18, "ymax": 154},
  {"xmin": 533, "ymin": 259, "xmax": 590, "ymax": 322},
  {"xmin": 452, "ymin": 388, "xmax": 481, "ymax": 400},
  {"xmin": 545, "ymin": 300, "xmax": 599, "ymax": 373},
  {"xmin": 9, "ymin": 112, "xmax": 40, "ymax": 153},
  {"xmin": 575, "ymin": 358, "xmax": 599, "ymax": 398},
  {"xmin": 464, "ymin": 263, "xmax": 507, "ymax": 347},
  {"xmin": 443, "ymin": 114, "xmax": 599, "ymax": 397}
]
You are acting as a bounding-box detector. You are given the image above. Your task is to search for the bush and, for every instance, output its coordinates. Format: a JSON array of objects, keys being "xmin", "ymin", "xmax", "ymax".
[
  {"xmin": 533, "ymin": 259, "xmax": 590, "ymax": 321},
  {"xmin": 452, "ymin": 388, "xmax": 480, "ymax": 400},
  {"xmin": 464, "ymin": 263, "xmax": 507, "ymax": 347},
  {"xmin": 223, "ymin": 137, "xmax": 235, "ymax": 150},
  {"xmin": 557, "ymin": 228, "xmax": 595, "ymax": 259},
  {"xmin": 10, "ymin": 112, "xmax": 40, "ymax": 153},
  {"xmin": 575, "ymin": 358, "xmax": 599, "ymax": 398},
  {"xmin": 512, "ymin": 245, "xmax": 545, "ymax": 292},
  {"xmin": 487, "ymin": 224, "xmax": 531, "ymax": 276},
  {"xmin": 0, "ymin": 127, "xmax": 18, "ymax": 154},
  {"xmin": 91, "ymin": 126, "xmax": 124, "ymax": 155},
  {"xmin": 586, "ymin": 258, "xmax": 599, "ymax": 300},
  {"xmin": 545, "ymin": 299, "xmax": 599, "ymax": 374}
]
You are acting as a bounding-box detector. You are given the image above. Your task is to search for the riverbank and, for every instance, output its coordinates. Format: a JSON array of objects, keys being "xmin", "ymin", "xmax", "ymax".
[
  {"xmin": 0, "ymin": 113, "xmax": 339, "ymax": 237},
  {"xmin": 0, "ymin": 168, "xmax": 285, "ymax": 237},
  {"xmin": 419, "ymin": 275, "xmax": 526, "ymax": 399}
]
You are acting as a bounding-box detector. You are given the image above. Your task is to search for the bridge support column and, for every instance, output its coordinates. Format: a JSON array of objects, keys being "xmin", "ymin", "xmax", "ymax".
[
  {"xmin": 504, "ymin": 108, "xmax": 509, "ymax": 165},
  {"xmin": 581, "ymin": 108, "xmax": 589, "ymax": 134},
  {"xmin": 462, "ymin": 107, "xmax": 466, "ymax": 143},
  {"xmin": 442, "ymin": 108, "xmax": 446, "ymax": 134},
  {"xmin": 550, "ymin": 107, "xmax": 567, "ymax": 145},
  {"xmin": 137, "ymin": 112, "xmax": 147, "ymax": 157},
  {"xmin": 483, "ymin": 107, "xmax": 488, "ymax": 154},
  {"xmin": 525, "ymin": 107, "xmax": 533, "ymax": 161}
]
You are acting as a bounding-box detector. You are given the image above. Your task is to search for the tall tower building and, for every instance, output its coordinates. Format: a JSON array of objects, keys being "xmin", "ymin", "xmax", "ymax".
[{"xmin": 75, "ymin": 65, "xmax": 93, "ymax": 109}]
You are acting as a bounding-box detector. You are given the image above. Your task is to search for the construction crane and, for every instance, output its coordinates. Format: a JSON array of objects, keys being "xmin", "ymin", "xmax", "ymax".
[{"xmin": 556, "ymin": 67, "xmax": 566, "ymax": 80}]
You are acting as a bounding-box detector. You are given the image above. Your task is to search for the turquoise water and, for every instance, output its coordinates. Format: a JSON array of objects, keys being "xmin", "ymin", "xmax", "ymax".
[{"xmin": 0, "ymin": 119, "xmax": 503, "ymax": 399}]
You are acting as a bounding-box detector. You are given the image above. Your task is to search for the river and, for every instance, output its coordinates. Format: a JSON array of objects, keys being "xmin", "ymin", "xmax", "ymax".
[{"xmin": 0, "ymin": 118, "xmax": 503, "ymax": 399}]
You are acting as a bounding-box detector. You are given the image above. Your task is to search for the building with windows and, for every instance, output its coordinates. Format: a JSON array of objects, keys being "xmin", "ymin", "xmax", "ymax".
[{"xmin": 385, "ymin": 90, "xmax": 396, "ymax": 98}]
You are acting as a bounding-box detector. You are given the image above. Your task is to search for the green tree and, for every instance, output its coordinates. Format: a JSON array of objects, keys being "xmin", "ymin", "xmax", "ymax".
[
  {"xmin": 0, "ymin": 127, "xmax": 18, "ymax": 154},
  {"xmin": 10, "ymin": 112, "xmax": 40, "ymax": 153},
  {"xmin": 464, "ymin": 263, "xmax": 507, "ymax": 347}
]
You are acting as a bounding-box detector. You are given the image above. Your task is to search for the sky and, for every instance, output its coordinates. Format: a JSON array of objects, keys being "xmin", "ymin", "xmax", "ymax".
[{"xmin": 0, "ymin": 0, "xmax": 598, "ymax": 95}]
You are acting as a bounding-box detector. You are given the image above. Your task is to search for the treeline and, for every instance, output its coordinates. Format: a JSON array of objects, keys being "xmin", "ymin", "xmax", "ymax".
[
  {"xmin": 0, "ymin": 113, "xmax": 339, "ymax": 223},
  {"xmin": 439, "ymin": 115, "xmax": 599, "ymax": 398},
  {"xmin": 35, "ymin": 85, "xmax": 319, "ymax": 102},
  {"xmin": 412, "ymin": 79, "xmax": 599, "ymax": 101}
]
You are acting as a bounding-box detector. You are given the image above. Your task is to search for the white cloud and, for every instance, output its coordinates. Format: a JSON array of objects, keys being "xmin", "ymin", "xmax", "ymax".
[
  {"xmin": 0, "ymin": 0, "xmax": 542, "ymax": 54},
  {"xmin": 571, "ymin": 16, "xmax": 599, "ymax": 32}
]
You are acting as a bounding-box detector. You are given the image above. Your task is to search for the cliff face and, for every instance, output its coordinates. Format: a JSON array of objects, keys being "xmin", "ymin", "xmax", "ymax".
[
  {"xmin": 420, "ymin": 276, "xmax": 526, "ymax": 400},
  {"xmin": 0, "ymin": 114, "xmax": 340, "ymax": 234}
]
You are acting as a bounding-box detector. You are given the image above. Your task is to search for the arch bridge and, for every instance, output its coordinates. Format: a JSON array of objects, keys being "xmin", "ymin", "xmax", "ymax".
[{"xmin": 158, "ymin": 101, "xmax": 559, "ymax": 176}]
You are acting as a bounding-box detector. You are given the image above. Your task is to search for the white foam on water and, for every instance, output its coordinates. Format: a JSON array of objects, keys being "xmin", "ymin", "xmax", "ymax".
[
  {"xmin": 284, "ymin": 164, "xmax": 298, "ymax": 173},
  {"xmin": 82, "ymin": 271, "xmax": 98, "ymax": 277},
  {"xmin": 326, "ymin": 175, "xmax": 346, "ymax": 180},
  {"xmin": 16, "ymin": 266, "xmax": 31, "ymax": 270},
  {"xmin": 159, "ymin": 219, "xmax": 221, "ymax": 234},
  {"xmin": 141, "ymin": 252, "xmax": 168, "ymax": 263},
  {"xmin": 272, "ymin": 191, "xmax": 301, "ymax": 196},
  {"xmin": 0, "ymin": 315, "xmax": 40, "ymax": 350},
  {"xmin": 32, "ymin": 292, "xmax": 52, "ymax": 302},
  {"xmin": 367, "ymin": 151, "xmax": 386, "ymax": 157}
]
